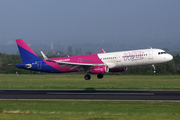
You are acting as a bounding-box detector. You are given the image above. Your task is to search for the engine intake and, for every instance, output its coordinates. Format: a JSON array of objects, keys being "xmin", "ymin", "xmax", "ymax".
[{"xmin": 90, "ymin": 65, "xmax": 109, "ymax": 74}]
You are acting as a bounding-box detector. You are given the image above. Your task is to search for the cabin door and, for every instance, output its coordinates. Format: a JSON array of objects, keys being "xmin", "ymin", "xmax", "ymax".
[
  {"xmin": 149, "ymin": 50, "xmax": 153, "ymax": 59},
  {"xmin": 78, "ymin": 58, "xmax": 82, "ymax": 63},
  {"xmin": 116, "ymin": 55, "xmax": 121, "ymax": 62}
]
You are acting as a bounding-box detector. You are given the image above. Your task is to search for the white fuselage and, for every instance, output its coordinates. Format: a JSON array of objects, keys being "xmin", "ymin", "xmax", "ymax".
[{"xmin": 98, "ymin": 48, "xmax": 173, "ymax": 69}]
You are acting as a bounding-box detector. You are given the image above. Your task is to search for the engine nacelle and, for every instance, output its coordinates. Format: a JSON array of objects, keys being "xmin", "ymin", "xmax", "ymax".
[
  {"xmin": 109, "ymin": 67, "xmax": 128, "ymax": 72},
  {"xmin": 90, "ymin": 65, "xmax": 109, "ymax": 74}
]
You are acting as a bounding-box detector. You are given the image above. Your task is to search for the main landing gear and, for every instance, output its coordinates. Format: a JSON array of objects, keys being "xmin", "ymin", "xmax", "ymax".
[
  {"xmin": 97, "ymin": 74, "xmax": 103, "ymax": 79},
  {"xmin": 84, "ymin": 74, "xmax": 91, "ymax": 80},
  {"xmin": 84, "ymin": 74, "xmax": 104, "ymax": 80}
]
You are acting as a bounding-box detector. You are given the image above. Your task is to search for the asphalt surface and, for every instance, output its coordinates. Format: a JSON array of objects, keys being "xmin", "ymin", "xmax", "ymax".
[{"xmin": 0, "ymin": 90, "xmax": 180, "ymax": 101}]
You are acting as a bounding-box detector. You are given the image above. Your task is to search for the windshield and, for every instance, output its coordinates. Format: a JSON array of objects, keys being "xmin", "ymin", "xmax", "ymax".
[{"xmin": 158, "ymin": 52, "xmax": 167, "ymax": 55}]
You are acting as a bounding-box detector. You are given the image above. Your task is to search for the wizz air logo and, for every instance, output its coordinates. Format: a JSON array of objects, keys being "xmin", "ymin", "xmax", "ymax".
[
  {"xmin": 123, "ymin": 51, "xmax": 145, "ymax": 61},
  {"xmin": 55, "ymin": 59, "xmax": 70, "ymax": 62}
]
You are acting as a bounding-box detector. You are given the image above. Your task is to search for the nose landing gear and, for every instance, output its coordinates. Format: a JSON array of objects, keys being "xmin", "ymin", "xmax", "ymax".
[{"xmin": 152, "ymin": 64, "xmax": 156, "ymax": 74}]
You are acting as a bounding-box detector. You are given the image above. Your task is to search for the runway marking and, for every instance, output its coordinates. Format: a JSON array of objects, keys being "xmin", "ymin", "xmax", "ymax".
[{"xmin": 46, "ymin": 92, "xmax": 154, "ymax": 95}]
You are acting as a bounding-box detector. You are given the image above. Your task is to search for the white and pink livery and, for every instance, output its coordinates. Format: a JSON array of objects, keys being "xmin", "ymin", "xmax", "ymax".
[{"xmin": 16, "ymin": 39, "xmax": 173, "ymax": 80}]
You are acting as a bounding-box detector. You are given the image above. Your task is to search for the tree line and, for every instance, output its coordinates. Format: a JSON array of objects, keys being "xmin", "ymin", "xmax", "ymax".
[{"xmin": 0, "ymin": 53, "xmax": 180, "ymax": 75}]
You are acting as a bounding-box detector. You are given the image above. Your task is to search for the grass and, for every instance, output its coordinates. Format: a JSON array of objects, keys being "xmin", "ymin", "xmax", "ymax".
[
  {"xmin": 0, "ymin": 74, "xmax": 180, "ymax": 119},
  {"xmin": 0, "ymin": 100, "xmax": 180, "ymax": 120},
  {"xmin": 0, "ymin": 74, "xmax": 180, "ymax": 90}
]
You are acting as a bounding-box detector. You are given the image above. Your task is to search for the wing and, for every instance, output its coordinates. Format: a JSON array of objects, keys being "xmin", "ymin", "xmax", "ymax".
[{"xmin": 40, "ymin": 51, "xmax": 105, "ymax": 71}]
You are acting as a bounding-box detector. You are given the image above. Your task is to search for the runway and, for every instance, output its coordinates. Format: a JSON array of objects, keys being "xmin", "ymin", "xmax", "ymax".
[{"xmin": 0, "ymin": 90, "xmax": 180, "ymax": 101}]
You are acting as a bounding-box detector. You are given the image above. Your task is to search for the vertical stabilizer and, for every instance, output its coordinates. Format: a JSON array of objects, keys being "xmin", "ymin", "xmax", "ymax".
[{"xmin": 16, "ymin": 39, "xmax": 41, "ymax": 63}]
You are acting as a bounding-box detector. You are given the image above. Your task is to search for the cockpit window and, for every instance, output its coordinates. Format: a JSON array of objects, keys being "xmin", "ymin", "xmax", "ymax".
[{"xmin": 158, "ymin": 52, "xmax": 167, "ymax": 55}]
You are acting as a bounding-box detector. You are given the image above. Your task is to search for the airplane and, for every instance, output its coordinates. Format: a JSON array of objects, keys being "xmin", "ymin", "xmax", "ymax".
[{"xmin": 15, "ymin": 39, "xmax": 173, "ymax": 80}]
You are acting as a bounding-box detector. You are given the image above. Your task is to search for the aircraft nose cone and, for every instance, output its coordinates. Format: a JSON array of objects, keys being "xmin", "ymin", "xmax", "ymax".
[{"xmin": 168, "ymin": 54, "xmax": 173, "ymax": 61}]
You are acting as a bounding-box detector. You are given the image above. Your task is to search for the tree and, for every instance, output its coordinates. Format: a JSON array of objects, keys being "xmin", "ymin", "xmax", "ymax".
[{"xmin": 86, "ymin": 51, "xmax": 94, "ymax": 55}]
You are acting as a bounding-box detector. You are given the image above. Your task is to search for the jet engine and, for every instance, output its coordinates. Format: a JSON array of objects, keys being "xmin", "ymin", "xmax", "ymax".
[
  {"xmin": 90, "ymin": 65, "xmax": 109, "ymax": 74},
  {"xmin": 109, "ymin": 67, "xmax": 128, "ymax": 72}
]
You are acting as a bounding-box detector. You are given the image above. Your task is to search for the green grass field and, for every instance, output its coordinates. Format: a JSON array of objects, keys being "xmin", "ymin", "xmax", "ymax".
[
  {"xmin": 0, "ymin": 74, "xmax": 180, "ymax": 90},
  {"xmin": 0, "ymin": 100, "xmax": 180, "ymax": 120},
  {"xmin": 0, "ymin": 74, "xmax": 180, "ymax": 119}
]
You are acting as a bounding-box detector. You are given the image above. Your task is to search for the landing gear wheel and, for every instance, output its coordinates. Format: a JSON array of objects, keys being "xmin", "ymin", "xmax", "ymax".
[
  {"xmin": 84, "ymin": 74, "xmax": 91, "ymax": 80},
  {"xmin": 97, "ymin": 74, "xmax": 103, "ymax": 79}
]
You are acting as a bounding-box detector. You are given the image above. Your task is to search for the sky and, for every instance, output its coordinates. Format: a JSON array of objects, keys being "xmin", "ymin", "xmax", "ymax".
[{"xmin": 0, "ymin": 0, "xmax": 180, "ymax": 50}]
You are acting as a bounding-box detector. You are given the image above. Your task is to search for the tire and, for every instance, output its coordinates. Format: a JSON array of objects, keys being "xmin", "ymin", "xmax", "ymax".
[
  {"xmin": 97, "ymin": 74, "xmax": 103, "ymax": 79},
  {"xmin": 84, "ymin": 74, "xmax": 91, "ymax": 80}
]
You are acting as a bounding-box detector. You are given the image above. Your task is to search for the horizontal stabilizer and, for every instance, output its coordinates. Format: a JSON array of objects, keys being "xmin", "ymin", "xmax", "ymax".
[{"xmin": 16, "ymin": 63, "xmax": 32, "ymax": 68}]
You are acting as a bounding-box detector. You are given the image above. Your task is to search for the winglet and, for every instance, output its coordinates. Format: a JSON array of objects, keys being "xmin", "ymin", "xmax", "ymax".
[
  {"xmin": 100, "ymin": 48, "xmax": 106, "ymax": 53},
  {"xmin": 40, "ymin": 51, "xmax": 49, "ymax": 60}
]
